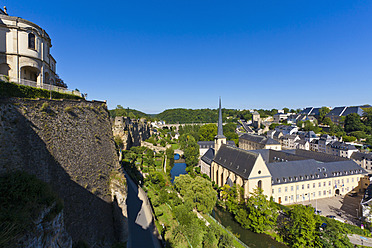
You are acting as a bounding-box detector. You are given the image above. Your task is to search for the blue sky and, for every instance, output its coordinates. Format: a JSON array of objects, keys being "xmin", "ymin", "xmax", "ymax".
[{"xmin": 5, "ymin": 1, "xmax": 372, "ymax": 113}]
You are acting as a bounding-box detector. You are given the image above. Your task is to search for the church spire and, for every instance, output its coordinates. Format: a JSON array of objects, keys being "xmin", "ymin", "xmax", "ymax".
[{"xmin": 216, "ymin": 97, "xmax": 225, "ymax": 139}]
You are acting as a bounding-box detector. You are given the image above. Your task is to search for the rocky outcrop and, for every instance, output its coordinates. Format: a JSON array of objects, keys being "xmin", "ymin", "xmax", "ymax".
[
  {"xmin": 0, "ymin": 98, "xmax": 128, "ymax": 247},
  {"xmin": 112, "ymin": 116, "xmax": 151, "ymax": 150},
  {"xmin": 18, "ymin": 208, "xmax": 72, "ymax": 248}
]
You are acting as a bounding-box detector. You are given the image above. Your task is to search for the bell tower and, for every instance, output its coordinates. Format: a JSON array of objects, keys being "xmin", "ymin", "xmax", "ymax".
[{"xmin": 215, "ymin": 97, "xmax": 226, "ymax": 152}]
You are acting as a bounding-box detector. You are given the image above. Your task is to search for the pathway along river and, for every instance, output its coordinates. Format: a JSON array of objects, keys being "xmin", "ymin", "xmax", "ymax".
[{"xmin": 171, "ymin": 154, "xmax": 287, "ymax": 247}]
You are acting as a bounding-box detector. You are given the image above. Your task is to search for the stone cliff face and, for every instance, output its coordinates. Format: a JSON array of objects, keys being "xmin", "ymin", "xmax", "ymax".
[
  {"xmin": 0, "ymin": 98, "xmax": 128, "ymax": 247},
  {"xmin": 18, "ymin": 208, "xmax": 72, "ymax": 248},
  {"xmin": 112, "ymin": 116, "xmax": 151, "ymax": 150}
]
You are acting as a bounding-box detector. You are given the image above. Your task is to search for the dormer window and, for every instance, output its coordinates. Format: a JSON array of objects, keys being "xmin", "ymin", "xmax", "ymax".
[
  {"xmin": 243, "ymin": 169, "xmax": 246, "ymax": 173},
  {"xmin": 28, "ymin": 33, "xmax": 35, "ymax": 50},
  {"xmin": 277, "ymin": 178, "xmax": 280, "ymax": 183},
  {"xmin": 283, "ymin": 177, "xmax": 287, "ymax": 182}
]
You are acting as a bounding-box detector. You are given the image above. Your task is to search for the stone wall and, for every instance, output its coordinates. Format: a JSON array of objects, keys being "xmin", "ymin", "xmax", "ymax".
[
  {"xmin": 0, "ymin": 98, "xmax": 128, "ymax": 247},
  {"xmin": 112, "ymin": 116, "xmax": 151, "ymax": 150}
]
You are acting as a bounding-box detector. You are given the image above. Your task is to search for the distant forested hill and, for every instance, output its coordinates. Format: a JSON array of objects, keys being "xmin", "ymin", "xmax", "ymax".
[
  {"xmin": 155, "ymin": 108, "xmax": 254, "ymax": 124},
  {"xmin": 156, "ymin": 108, "xmax": 219, "ymax": 124},
  {"xmin": 109, "ymin": 105, "xmax": 150, "ymax": 119}
]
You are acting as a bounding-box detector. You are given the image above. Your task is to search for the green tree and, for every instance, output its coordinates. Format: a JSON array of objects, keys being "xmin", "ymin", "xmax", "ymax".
[
  {"xmin": 323, "ymin": 117, "xmax": 333, "ymax": 126},
  {"xmin": 279, "ymin": 205, "xmax": 321, "ymax": 248},
  {"xmin": 319, "ymin": 107, "xmax": 331, "ymax": 123},
  {"xmin": 319, "ymin": 218, "xmax": 353, "ymax": 248},
  {"xmin": 350, "ymin": 131, "xmax": 367, "ymax": 140},
  {"xmin": 174, "ymin": 174, "xmax": 217, "ymax": 213},
  {"xmin": 283, "ymin": 108, "xmax": 289, "ymax": 114},
  {"xmin": 245, "ymin": 187, "xmax": 278, "ymax": 233},
  {"xmin": 342, "ymin": 135, "xmax": 357, "ymax": 142},
  {"xmin": 173, "ymin": 203, "xmax": 205, "ymax": 247},
  {"xmin": 344, "ymin": 113, "xmax": 365, "ymax": 133},
  {"xmin": 179, "ymin": 134, "xmax": 199, "ymax": 166},
  {"xmin": 269, "ymin": 123, "xmax": 280, "ymax": 130},
  {"xmin": 199, "ymin": 124, "xmax": 217, "ymax": 141}
]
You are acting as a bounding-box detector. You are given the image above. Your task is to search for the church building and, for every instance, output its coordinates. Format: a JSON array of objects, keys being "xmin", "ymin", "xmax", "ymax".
[{"xmin": 200, "ymin": 99, "xmax": 368, "ymax": 204}]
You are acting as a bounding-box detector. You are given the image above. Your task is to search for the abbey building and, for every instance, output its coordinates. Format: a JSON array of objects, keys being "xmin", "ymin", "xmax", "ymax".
[{"xmin": 200, "ymin": 99, "xmax": 368, "ymax": 204}]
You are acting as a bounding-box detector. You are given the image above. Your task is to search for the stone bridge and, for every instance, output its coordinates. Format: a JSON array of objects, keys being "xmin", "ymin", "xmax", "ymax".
[{"xmin": 159, "ymin": 123, "xmax": 225, "ymax": 132}]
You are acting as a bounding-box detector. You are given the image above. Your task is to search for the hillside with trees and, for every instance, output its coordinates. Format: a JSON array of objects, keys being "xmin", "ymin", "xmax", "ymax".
[{"xmin": 109, "ymin": 105, "xmax": 150, "ymax": 119}]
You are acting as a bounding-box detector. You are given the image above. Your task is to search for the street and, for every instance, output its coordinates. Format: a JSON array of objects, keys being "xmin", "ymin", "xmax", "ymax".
[{"xmin": 125, "ymin": 173, "xmax": 162, "ymax": 248}]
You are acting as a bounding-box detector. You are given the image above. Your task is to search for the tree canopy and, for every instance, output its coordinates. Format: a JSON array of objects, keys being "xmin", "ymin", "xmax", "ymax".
[{"xmin": 174, "ymin": 174, "xmax": 217, "ymax": 213}]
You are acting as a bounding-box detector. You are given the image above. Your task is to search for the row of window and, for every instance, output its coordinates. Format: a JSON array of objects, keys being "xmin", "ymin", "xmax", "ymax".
[
  {"xmin": 274, "ymin": 188, "xmax": 351, "ymax": 203},
  {"xmin": 275, "ymin": 171, "xmax": 361, "ymax": 183},
  {"xmin": 273, "ymin": 178, "xmax": 357, "ymax": 194}
]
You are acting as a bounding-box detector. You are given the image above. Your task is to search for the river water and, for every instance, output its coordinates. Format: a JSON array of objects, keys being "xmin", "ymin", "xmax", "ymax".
[
  {"xmin": 170, "ymin": 153, "xmax": 187, "ymax": 183},
  {"xmin": 212, "ymin": 206, "xmax": 287, "ymax": 248}
]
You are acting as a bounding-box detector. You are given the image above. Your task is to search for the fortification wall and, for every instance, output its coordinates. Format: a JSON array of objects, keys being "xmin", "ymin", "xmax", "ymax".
[
  {"xmin": 0, "ymin": 98, "xmax": 128, "ymax": 247},
  {"xmin": 112, "ymin": 116, "xmax": 151, "ymax": 150}
]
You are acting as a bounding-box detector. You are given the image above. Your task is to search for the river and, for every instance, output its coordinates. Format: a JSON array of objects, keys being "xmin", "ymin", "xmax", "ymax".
[{"xmin": 170, "ymin": 153, "xmax": 187, "ymax": 182}]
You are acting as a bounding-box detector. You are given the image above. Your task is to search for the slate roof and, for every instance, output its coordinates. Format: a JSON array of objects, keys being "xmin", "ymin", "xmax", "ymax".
[
  {"xmin": 281, "ymin": 134, "xmax": 298, "ymax": 140},
  {"xmin": 326, "ymin": 107, "xmax": 347, "ymax": 117},
  {"xmin": 198, "ymin": 141, "xmax": 236, "ymax": 149},
  {"xmin": 240, "ymin": 133, "xmax": 280, "ymax": 145},
  {"xmin": 201, "ymin": 148, "xmax": 215, "ymax": 165},
  {"xmin": 296, "ymin": 140, "xmax": 308, "ymax": 145},
  {"xmin": 251, "ymin": 149, "xmax": 348, "ymax": 164},
  {"xmin": 300, "ymin": 107, "xmax": 314, "ymax": 115},
  {"xmin": 343, "ymin": 107, "xmax": 364, "ymax": 117},
  {"xmin": 328, "ymin": 141, "xmax": 358, "ymax": 151},
  {"xmin": 240, "ymin": 120, "xmax": 254, "ymax": 133},
  {"xmin": 299, "ymin": 107, "xmax": 321, "ymax": 116},
  {"xmin": 213, "ymin": 144, "xmax": 259, "ymax": 179},
  {"xmin": 310, "ymin": 108, "xmax": 321, "ymax": 116},
  {"xmin": 273, "ymin": 131, "xmax": 283, "ymax": 139},
  {"xmin": 287, "ymin": 149, "xmax": 349, "ymax": 162},
  {"xmin": 268, "ymin": 159, "xmax": 366, "ymax": 185},
  {"xmin": 351, "ymin": 152, "xmax": 372, "ymax": 161}
]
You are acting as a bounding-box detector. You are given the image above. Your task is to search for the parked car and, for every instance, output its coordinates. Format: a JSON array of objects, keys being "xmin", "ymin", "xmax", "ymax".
[{"xmin": 326, "ymin": 215, "xmax": 336, "ymax": 219}]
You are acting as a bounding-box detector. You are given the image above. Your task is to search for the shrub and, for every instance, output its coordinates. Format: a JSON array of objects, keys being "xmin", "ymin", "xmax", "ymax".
[
  {"xmin": 0, "ymin": 81, "xmax": 82, "ymax": 100},
  {"xmin": 0, "ymin": 171, "xmax": 63, "ymax": 247}
]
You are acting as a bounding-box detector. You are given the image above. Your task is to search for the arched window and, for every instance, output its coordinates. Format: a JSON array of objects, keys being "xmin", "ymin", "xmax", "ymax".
[
  {"xmin": 258, "ymin": 180, "xmax": 262, "ymax": 189},
  {"xmin": 28, "ymin": 33, "xmax": 35, "ymax": 50}
]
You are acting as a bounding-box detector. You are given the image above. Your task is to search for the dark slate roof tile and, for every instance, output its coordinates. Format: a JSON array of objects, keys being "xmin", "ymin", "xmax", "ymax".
[
  {"xmin": 213, "ymin": 144, "xmax": 259, "ymax": 179},
  {"xmin": 240, "ymin": 133, "xmax": 280, "ymax": 145},
  {"xmin": 351, "ymin": 152, "xmax": 372, "ymax": 161},
  {"xmin": 201, "ymin": 148, "xmax": 215, "ymax": 165},
  {"xmin": 268, "ymin": 159, "xmax": 366, "ymax": 185}
]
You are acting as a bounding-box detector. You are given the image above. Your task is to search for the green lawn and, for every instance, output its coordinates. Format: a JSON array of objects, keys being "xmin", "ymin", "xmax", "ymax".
[{"xmin": 171, "ymin": 144, "xmax": 180, "ymax": 150}]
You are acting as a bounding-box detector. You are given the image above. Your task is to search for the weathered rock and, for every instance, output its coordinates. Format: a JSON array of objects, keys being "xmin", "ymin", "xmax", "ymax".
[
  {"xmin": 0, "ymin": 98, "xmax": 128, "ymax": 247},
  {"xmin": 112, "ymin": 116, "xmax": 151, "ymax": 150}
]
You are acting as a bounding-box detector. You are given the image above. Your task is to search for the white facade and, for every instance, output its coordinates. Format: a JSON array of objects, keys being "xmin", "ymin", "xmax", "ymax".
[{"xmin": 0, "ymin": 10, "xmax": 56, "ymax": 85}]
